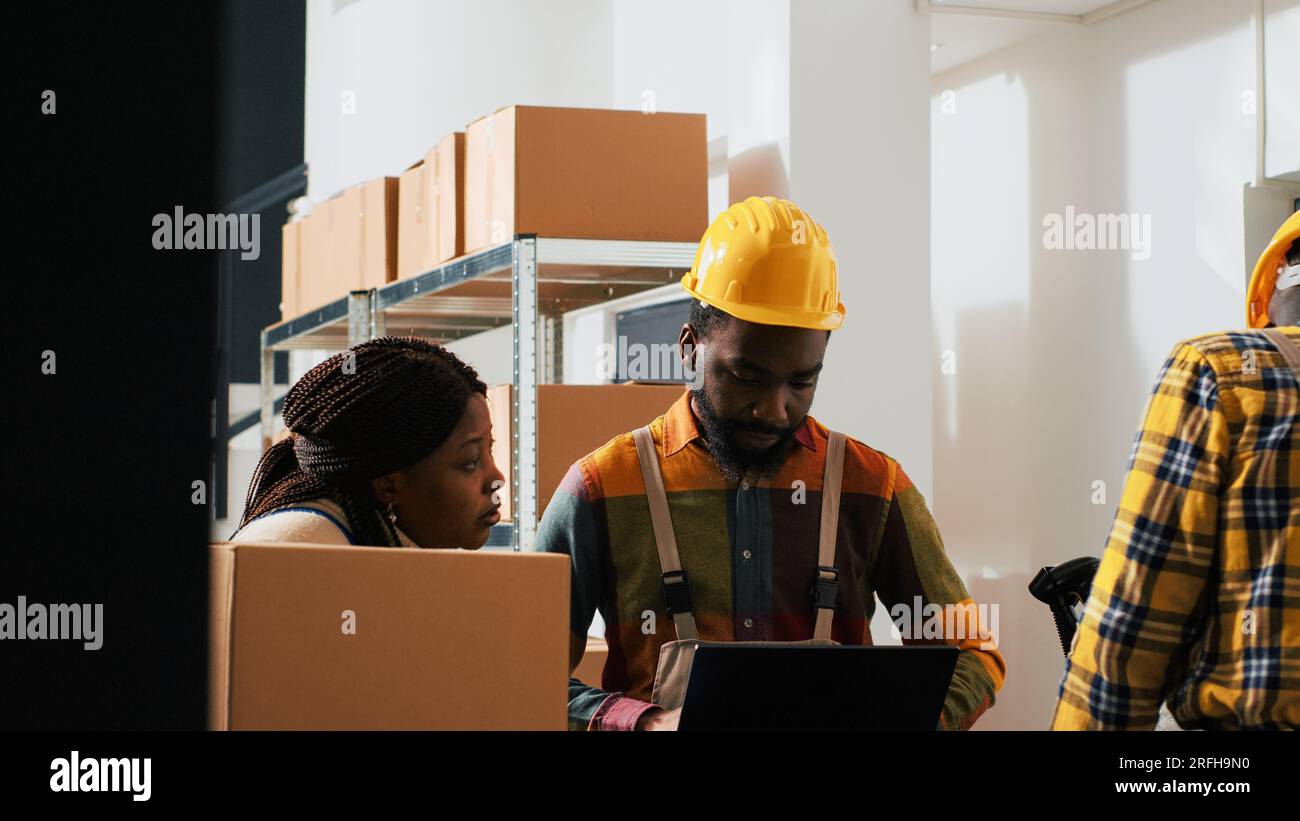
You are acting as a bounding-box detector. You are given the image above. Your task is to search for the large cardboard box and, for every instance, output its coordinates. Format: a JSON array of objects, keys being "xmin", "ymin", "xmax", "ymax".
[
  {"xmin": 333, "ymin": 176, "xmax": 399, "ymax": 291},
  {"xmin": 279, "ymin": 220, "xmax": 302, "ymax": 321},
  {"xmin": 463, "ymin": 106, "xmax": 707, "ymax": 253},
  {"xmin": 209, "ymin": 542, "xmax": 570, "ymax": 730},
  {"xmin": 397, "ymin": 133, "xmax": 465, "ymax": 279},
  {"xmin": 487, "ymin": 383, "xmax": 687, "ymax": 521}
]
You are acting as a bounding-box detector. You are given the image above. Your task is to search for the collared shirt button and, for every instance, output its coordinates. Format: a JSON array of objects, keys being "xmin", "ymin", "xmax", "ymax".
[
  {"xmin": 743, "ymin": 618, "xmax": 754, "ymax": 628},
  {"xmin": 742, "ymin": 549, "xmax": 753, "ymax": 560}
]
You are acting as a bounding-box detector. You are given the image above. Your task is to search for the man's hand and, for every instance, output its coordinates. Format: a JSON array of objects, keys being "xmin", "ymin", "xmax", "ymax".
[{"xmin": 636, "ymin": 707, "xmax": 681, "ymax": 731}]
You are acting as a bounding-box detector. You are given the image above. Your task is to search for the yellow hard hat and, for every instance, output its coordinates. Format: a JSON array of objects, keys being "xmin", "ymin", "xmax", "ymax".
[
  {"xmin": 1247, "ymin": 210, "xmax": 1300, "ymax": 328},
  {"xmin": 681, "ymin": 196, "xmax": 845, "ymax": 331}
]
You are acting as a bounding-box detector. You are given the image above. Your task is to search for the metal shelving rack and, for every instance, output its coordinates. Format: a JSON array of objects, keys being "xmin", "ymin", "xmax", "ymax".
[{"xmin": 260, "ymin": 235, "xmax": 697, "ymax": 550}]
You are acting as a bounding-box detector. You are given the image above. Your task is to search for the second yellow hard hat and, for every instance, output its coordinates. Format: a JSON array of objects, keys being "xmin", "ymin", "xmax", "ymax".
[
  {"xmin": 681, "ymin": 196, "xmax": 846, "ymax": 331},
  {"xmin": 1247, "ymin": 210, "xmax": 1300, "ymax": 328}
]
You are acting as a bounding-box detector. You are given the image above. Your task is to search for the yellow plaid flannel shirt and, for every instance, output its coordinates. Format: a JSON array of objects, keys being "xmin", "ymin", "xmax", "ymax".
[{"xmin": 1052, "ymin": 327, "xmax": 1299, "ymax": 730}]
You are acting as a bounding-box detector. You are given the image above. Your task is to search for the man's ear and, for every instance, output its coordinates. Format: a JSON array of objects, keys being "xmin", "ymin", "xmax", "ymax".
[
  {"xmin": 680, "ymin": 323, "xmax": 699, "ymax": 369},
  {"xmin": 370, "ymin": 472, "xmax": 402, "ymax": 506},
  {"xmin": 680, "ymin": 323, "xmax": 702, "ymax": 387}
]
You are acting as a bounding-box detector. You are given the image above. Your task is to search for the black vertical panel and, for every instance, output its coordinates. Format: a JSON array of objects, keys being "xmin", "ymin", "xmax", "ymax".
[{"xmin": 5, "ymin": 1, "xmax": 219, "ymax": 728}]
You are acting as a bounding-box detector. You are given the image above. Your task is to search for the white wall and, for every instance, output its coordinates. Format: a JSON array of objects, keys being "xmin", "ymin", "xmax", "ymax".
[
  {"xmin": 611, "ymin": 0, "xmax": 791, "ymax": 208},
  {"xmin": 304, "ymin": 0, "xmax": 614, "ymax": 203},
  {"xmin": 930, "ymin": 0, "xmax": 1296, "ymax": 729},
  {"xmin": 1263, "ymin": 0, "xmax": 1300, "ymax": 180},
  {"xmin": 561, "ymin": 0, "xmax": 793, "ymax": 385},
  {"xmin": 791, "ymin": 0, "xmax": 934, "ymax": 500}
]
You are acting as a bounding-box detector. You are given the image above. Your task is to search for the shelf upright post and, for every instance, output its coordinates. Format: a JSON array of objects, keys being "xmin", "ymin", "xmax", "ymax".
[
  {"xmin": 259, "ymin": 328, "xmax": 275, "ymax": 452},
  {"xmin": 346, "ymin": 289, "xmax": 376, "ymax": 346},
  {"xmin": 512, "ymin": 235, "xmax": 540, "ymax": 552},
  {"xmin": 371, "ymin": 290, "xmax": 387, "ymax": 339}
]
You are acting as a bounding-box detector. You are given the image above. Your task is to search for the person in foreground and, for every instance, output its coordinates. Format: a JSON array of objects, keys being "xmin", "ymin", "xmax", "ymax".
[
  {"xmin": 232, "ymin": 336, "xmax": 505, "ymax": 549},
  {"xmin": 540, "ymin": 196, "xmax": 1006, "ymax": 731},
  {"xmin": 1052, "ymin": 212, "xmax": 1300, "ymax": 730}
]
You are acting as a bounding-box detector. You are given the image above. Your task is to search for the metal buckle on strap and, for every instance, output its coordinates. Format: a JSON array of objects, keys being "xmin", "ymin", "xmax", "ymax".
[
  {"xmin": 662, "ymin": 570, "xmax": 695, "ymax": 615},
  {"xmin": 811, "ymin": 566, "xmax": 840, "ymax": 610}
]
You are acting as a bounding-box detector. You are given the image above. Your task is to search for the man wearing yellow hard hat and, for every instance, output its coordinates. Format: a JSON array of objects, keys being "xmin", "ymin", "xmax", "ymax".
[
  {"xmin": 1052, "ymin": 210, "xmax": 1300, "ymax": 730},
  {"xmin": 541, "ymin": 196, "xmax": 1006, "ymax": 731}
]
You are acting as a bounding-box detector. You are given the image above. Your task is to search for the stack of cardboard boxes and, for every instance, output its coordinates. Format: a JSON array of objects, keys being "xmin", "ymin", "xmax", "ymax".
[{"xmin": 280, "ymin": 104, "xmax": 707, "ymax": 320}]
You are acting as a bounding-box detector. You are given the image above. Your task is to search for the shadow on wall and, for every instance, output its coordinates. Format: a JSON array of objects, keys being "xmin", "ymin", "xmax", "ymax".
[
  {"xmin": 728, "ymin": 141, "xmax": 790, "ymax": 203},
  {"xmin": 932, "ymin": 0, "xmax": 1249, "ymax": 729}
]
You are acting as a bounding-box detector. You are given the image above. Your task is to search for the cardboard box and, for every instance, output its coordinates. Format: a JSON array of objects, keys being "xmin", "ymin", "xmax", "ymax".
[
  {"xmin": 396, "ymin": 162, "xmax": 426, "ymax": 278},
  {"xmin": 463, "ymin": 105, "xmax": 707, "ymax": 253},
  {"xmin": 433, "ymin": 133, "xmax": 466, "ymax": 264},
  {"xmin": 572, "ymin": 637, "xmax": 608, "ymax": 689},
  {"xmin": 332, "ymin": 176, "xmax": 398, "ymax": 291},
  {"xmin": 487, "ymin": 383, "xmax": 687, "ymax": 521},
  {"xmin": 298, "ymin": 196, "xmax": 337, "ymax": 313},
  {"xmin": 398, "ymin": 133, "xmax": 465, "ymax": 279},
  {"xmin": 289, "ymin": 178, "xmax": 398, "ymax": 317},
  {"xmin": 209, "ymin": 542, "xmax": 570, "ymax": 730},
  {"xmin": 280, "ymin": 220, "xmax": 301, "ymax": 321}
]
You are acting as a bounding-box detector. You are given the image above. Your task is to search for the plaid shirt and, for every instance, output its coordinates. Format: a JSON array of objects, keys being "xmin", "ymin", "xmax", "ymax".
[
  {"xmin": 1052, "ymin": 327, "xmax": 1300, "ymax": 730},
  {"xmin": 540, "ymin": 390, "xmax": 1006, "ymax": 731}
]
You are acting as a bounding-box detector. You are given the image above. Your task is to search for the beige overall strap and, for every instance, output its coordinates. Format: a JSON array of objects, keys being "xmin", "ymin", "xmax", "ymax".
[
  {"xmin": 632, "ymin": 426, "xmax": 699, "ymax": 641},
  {"xmin": 813, "ymin": 431, "xmax": 847, "ymax": 642},
  {"xmin": 1261, "ymin": 328, "xmax": 1300, "ymax": 380}
]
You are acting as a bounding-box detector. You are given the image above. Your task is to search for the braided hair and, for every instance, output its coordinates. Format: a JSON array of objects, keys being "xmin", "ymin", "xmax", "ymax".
[{"xmin": 239, "ymin": 336, "xmax": 487, "ymax": 546}]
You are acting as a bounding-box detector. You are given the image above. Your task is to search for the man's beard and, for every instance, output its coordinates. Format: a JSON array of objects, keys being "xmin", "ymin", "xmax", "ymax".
[{"xmin": 691, "ymin": 387, "xmax": 802, "ymax": 484}]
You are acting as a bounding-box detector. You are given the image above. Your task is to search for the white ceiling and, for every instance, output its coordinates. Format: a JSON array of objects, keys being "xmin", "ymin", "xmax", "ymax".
[{"xmin": 929, "ymin": 0, "xmax": 1136, "ymax": 75}]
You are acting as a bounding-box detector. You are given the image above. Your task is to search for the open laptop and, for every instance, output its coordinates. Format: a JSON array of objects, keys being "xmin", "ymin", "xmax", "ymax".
[{"xmin": 678, "ymin": 645, "xmax": 959, "ymax": 731}]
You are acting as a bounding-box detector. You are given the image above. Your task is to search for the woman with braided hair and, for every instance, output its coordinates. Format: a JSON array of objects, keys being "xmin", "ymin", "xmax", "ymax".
[{"xmin": 231, "ymin": 336, "xmax": 505, "ymax": 549}]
